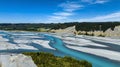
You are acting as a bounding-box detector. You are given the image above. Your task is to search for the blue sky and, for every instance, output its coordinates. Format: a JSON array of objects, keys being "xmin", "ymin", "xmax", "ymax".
[{"xmin": 0, "ymin": 0, "xmax": 120, "ymax": 23}]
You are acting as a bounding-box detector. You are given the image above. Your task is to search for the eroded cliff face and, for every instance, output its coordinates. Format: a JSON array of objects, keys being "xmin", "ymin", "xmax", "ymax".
[
  {"xmin": 77, "ymin": 25, "xmax": 120, "ymax": 37},
  {"xmin": 50, "ymin": 26, "xmax": 77, "ymax": 36},
  {"xmin": 50, "ymin": 25, "xmax": 120, "ymax": 37},
  {"xmin": 105, "ymin": 25, "xmax": 120, "ymax": 37}
]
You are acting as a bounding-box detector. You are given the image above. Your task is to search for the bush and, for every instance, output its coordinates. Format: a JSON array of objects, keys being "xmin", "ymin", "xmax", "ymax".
[{"xmin": 23, "ymin": 52, "xmax": 92, "ymax": 67}]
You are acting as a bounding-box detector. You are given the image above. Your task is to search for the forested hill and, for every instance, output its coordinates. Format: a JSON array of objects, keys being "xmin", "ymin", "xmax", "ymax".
[
  {"xmin": 75, "ymin": 22, "xmax": 120, "ymax": 32},
  {"xmin": 0, "ymin": 23, "xmax": 76, "ymax": 31},
  {"xmin": 0, "ymin": 22, "xmax": 120, "ymax": 32}
]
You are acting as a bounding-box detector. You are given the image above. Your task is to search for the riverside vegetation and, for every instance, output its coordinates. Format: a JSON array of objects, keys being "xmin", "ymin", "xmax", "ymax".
[
  {"xmin": 0, "ymin": 22, "xmax": 120, "ymax": 32},
  {"xmin": 23, "ymin": 52, "xmax": 92, "ymax": 67}
]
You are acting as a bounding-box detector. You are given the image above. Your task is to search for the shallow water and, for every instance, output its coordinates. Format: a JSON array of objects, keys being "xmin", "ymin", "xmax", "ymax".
[
  {"xmin": 44, "ymin": 35, "xmax": 120, "ymax": 67},
  {"xmin": 0, "ymin": 31, "xmax": 120, "ymax": 67}
]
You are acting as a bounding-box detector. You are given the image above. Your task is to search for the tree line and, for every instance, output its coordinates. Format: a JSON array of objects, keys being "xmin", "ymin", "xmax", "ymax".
[{"xmin": 0, "ymin": 22, "xmax": 120, "ymax": 32}]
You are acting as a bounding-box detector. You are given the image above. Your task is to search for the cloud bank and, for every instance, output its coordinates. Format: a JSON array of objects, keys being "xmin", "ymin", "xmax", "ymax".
[
  {"xmin": 79, "ymin": 11, "xmax": 120, "ymax": 22},
  {"xmin": 47, "ymin": 0, "xmax": 111, "ymax": 23}
]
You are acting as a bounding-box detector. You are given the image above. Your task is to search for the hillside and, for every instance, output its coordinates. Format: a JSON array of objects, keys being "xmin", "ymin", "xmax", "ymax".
[
  {"xmin": 0, "ymin": 22, "xmax": 120, "ymax": 37},
  {"xmin": 0, "ymin": 22, "xmax": 120, "ymax": 31}
]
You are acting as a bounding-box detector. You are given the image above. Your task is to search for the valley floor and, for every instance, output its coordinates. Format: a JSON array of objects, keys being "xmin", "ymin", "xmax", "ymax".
[
  {"xmin": 56, "ymin": 35, "xmax": 120, "ymax": 62},
  {"xmin": 0, "ymin": 31, "xmax": 120, "ymax": 67}
]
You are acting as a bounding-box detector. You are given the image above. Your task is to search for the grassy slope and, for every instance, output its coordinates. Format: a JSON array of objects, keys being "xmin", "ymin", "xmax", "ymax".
[{"xmin": 23, "ymin": 52, "xmax": 92, "ymax": 67}]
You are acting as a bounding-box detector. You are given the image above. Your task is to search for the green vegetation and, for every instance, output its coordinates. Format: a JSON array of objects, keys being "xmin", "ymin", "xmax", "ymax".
[
  {"xmin": 0, "ymin": 23, "xmax": 76, "ymax": 31},
  {"xmin": 23, "ymin": 52, "xmax": 92, "ymax": 67},
  {"xmin": 37, "ymin": 28, "xmax": 49, "ymax": 32},
  {"xmin": 0, "ymin": 22, "xmax": 120, "ymax": 32},
  {"xmin": 75, "ymin": 22, "xmax": 120, "ymax": 32},
  {"xmin": 0, "ymin": 63, "xmax": 1, "ymax": 67},
  {"xmin": 98, "ymin": 34, "xmax": 105, "ymax": 37}
]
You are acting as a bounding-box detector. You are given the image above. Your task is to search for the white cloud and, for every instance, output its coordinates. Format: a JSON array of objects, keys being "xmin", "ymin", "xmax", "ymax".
[
  {"xmin": 59, "ymin": 1, "xmax": 83, "ymax": 12},
  {"xmin": 53, "ymin": 12, "xmax": 73, "ymax": 16},
  {"xmin": 81, "ymin": 0, "xmax": 93, "ymax": 3},
  {"xmin": 46, "ymin": 0, "xmax": 109, "ymax": 23},
  {"xmin": 81, "ymin": 0, "xmax": 109, "ymax": 4},
  {"xmin": 79, "ymin": 11, "xmax": 120, "ymax": 22},
  {"xmin": 47, "ymin": 1, "xmax": 83, "ymax": 23},
  {"xmin": 94, "ymin": 0, "xmax": 108, "ymax": 4},
  {"xmin": 48, "ymin": 12, "xmax": 73, "ymax": 22},
  {"xmin": 50, "ymin": 16, "xmax": 67, "ymax": 20}
]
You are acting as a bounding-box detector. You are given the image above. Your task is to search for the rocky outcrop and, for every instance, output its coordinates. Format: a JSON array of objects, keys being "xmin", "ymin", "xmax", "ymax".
[
  {"xmin": 51, "ymin": 25, "xmax": 120, "ymax": 37},
  {"xmin": 78, "ymin": 31, "xmax": 104, "ymax": 36},
  {"xmin": 50, "ymin": 26, "xmax": 77, "ymax": 36},
  {"xmin": 0, "ymin": 54, "xmax": 37, "ymax": 67},
  {"xmin": 105, "ymin": 25, "xmax": 120, "ymax": 37},
  {"xmin": 77, "ymin": 25, "xmax": 120, "ymax": 37}
]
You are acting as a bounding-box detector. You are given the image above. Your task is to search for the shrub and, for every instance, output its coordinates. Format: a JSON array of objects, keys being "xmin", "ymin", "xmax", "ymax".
[{"xmin": 23, "ymin": 52, "xmax": 92, "ymax": 67}]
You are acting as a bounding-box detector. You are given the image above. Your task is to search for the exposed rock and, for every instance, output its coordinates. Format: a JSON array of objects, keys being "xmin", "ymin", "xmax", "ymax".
[
  {"xmin": 0, "ymin": 54, "xmax": 37, "ymax": 67},
  {"xmin": 50, "ymin": 25, "xmax": 120, "ymax": 37},
  {"xmin": 77, "ymin": 25, "xmax": 120, "ymax": 37},
  {"xmin": 51, "ymin": 26, "xmax": 77, "ymax": 36},
  {"xmin": 105, "ymin": 25, "xmax": 120, "ymax": 38}
]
